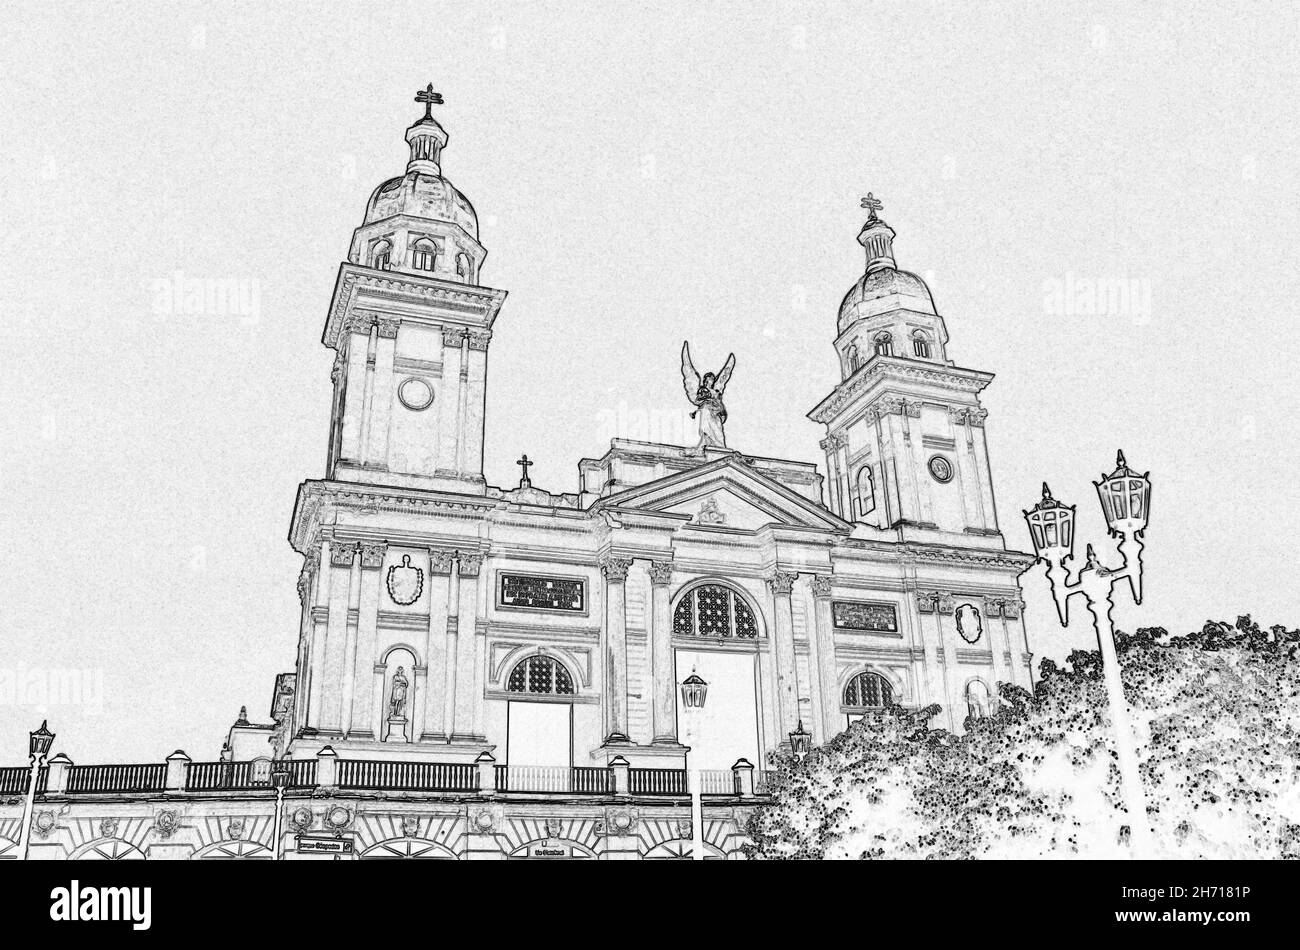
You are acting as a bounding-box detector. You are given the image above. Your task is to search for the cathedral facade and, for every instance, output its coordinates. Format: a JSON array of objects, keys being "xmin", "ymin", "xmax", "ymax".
[{"xmin": 1, "ymin": 96, "xmax": 1034, "ymax": 860}]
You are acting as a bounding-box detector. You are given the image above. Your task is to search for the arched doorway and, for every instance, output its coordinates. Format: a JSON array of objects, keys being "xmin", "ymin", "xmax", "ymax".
[
  {"xmin": 194, "ymin": 840, "xmax": 272, "ymax": 859},
  {"xmin": 507, "ymin": 838, "xmax": 594, "ymax": 860},
  {"xmin": 73, "ymin": 839, "xmax": 145, "ymax": 860},
  {"xmin": 361, "ymin": 838, "xmax": 457, "ymax": 859},
  {"xmin": 671, "ymin": 582, "xmax": 763, "ymax": 770},
  {"xmin": 504, "ymin": 654, "xmax": 575, "ymax": 769}
]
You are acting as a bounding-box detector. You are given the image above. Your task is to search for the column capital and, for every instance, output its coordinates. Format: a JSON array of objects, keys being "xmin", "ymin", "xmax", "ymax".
[
  {"xmin": 359, "ymin": 542, "xmax": 388, "ymax": 569},
  {"xmin": 442, "ymin": 326, "xmax": 466, "ymax": 347},
  {"xmin": 466, "ymin": 330, "xmax": 491, "ymax": 351},
  {"xmin": 819, "ymin": 432, "xmax": 846, "ymax": 452},
  {"xmin": 329, "ymin": 541, "xmax": 359, "ymax": 568},
  {"xmin": 458, "ymin": 553, "xmax": 484, "ymax": 578},
  {"xmin": 376, "ymin": 317, "xmax": 401, "ymax": 339},
  {"xmin": 767, "ymin": 571, "xmax": 797, "ymax": 596},
  {"xmin": 811, "ymin": 575, "xmax": 834, "ymax": 599},
  {"xmin": 647, "ymin": 560, "xmax": 674, "ymax": 586},
  {"xmin": 428, "ymin": 548, "xmax": 456, "ymax": 574},
  {"xmin": 601, "ymin": 557, "xmax": 632, "ymax": 583}
]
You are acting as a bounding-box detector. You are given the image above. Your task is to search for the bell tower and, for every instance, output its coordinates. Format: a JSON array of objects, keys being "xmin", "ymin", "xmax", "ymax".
[
  {"xmin": 808, "ymin": 196, "xmax": 1003, "ymax": 546},
  {"xmin": 323, "ymin": 87, "xmax": 506, "ymax": 494}
]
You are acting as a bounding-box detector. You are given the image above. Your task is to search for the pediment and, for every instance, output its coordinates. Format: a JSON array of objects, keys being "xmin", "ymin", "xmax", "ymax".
[{"xmin": 594, "ymin": 457, "xmax": 848, "ymax": 533}]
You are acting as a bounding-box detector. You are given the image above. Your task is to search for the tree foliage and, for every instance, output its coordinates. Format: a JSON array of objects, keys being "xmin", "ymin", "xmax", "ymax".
[{"xmin": 745, "ymin": 616, "xmax": 1300, "ymax": 859}]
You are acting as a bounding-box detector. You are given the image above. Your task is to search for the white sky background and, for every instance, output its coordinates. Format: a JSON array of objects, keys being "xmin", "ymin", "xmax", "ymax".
[{"xmin": 1, "ymin": 2, "xmax": 1297, "ymax": 764}]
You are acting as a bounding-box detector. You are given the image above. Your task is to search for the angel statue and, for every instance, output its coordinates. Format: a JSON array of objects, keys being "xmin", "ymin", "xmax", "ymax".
[{"xmin": 681, "ymin": 342, "xmax": 736, "ymax": 451}]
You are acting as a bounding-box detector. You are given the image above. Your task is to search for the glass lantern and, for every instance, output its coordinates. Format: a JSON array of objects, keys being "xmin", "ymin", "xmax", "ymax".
[
  {"xmin": 1094, "ymin": 450, "xmax": 1151, "ymax": 538},
  {"xmin": 29, "ymin": 721, "xmax": 55, "ymax": 760},
  {"xmin": 788, "ymin": 721, "xmax": 812, "ymax": 759},
  {"xmin": 680, "ymin": 673, "xmax": 708, "ymax": 710},
  {"xmin": 1023, "ymin": 483, "xmax": 1077, "ymax": 564}
]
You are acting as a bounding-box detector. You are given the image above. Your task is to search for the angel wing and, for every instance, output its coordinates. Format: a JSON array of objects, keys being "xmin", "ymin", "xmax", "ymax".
[
  {"xmin": 714, "ymin": 352, "xmax": 736, "ymax": 394},
  {"xmin": 681, "ymin": 341, "xmax": 702, "ymax": 405}
]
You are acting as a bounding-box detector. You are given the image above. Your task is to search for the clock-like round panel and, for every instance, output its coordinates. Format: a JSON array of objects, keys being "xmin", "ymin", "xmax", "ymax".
[
  {"xmin": 928, "ymin": 454, "xmax": 954, "ymax": 483},
  {"xmin": 397, "ymin": 376, "xmax": 435, "ymax": 411}
]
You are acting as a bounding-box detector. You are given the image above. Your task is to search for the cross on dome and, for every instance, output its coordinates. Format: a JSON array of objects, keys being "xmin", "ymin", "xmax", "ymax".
[{"xmin": 415, "ymin": 83, "xmax": 444, "ymax": 119}]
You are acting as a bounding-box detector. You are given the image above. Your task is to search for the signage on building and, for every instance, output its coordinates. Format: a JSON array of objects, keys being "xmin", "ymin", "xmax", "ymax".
[
  {"xmin": 832, "ymin": 601, "xmax": 899, "ymax": 632},
  {"xmin": 295, "ymin": 835, "xmax": 355, "ymax": 855},
  {"xmin": 498, "ymin": 572, "xmax": 586, "ymax": 613}
]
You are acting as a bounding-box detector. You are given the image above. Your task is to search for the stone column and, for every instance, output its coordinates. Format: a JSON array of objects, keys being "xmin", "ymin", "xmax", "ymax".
[
  {"xmin": 452, "ymin": 553, "xmax": 484, "ymax": 741},
  {"xmin": 648, "ymin": 560, "xmax": 678, "ymax": 744},
  {"xmin": 337, "ymin": 319, "xmax": 370, "ymax": 464},
  {"xmin": 809, "ymin": 576, "xmax": 841, "ymax": 742},
  {"xmin": 422, "ymin": 549, "xmax": 455, "ymax": 740},
  {"xmin": 601, "ymin": 557, "xmax": 632, "ymax": 744},
  {"xmin": 347, "ymin": 541, "xmax": 386, "ymax": 738},
  {"xmin": 463, "ymin": 331, "xmax": 491, "ymax": 480},
  {"xmin": 364, "ymin": 319, "xmax": 399, "ymax": 468},
  {"xmin": 437, "ymin": 328, "xmax": 465, "ymax": 475},
  {"xmin": 767, "ymin": 572, "xmax": 800, "ymax": 739},
  {"xmin": 320, "ymin": 540, "xmax": 358, "ymax": 734}
]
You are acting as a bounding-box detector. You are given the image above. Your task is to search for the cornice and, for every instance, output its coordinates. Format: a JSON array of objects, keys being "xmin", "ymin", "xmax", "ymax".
[
  {"xmin": 323, "ymin": 263, "xmax": 508, "ymax": 351},
  {"xmin": 807, "ymin": 357, "xmax": 994, "ymax": 424}
]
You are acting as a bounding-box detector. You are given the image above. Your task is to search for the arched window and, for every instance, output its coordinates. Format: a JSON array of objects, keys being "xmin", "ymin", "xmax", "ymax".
[
  {"xmin": 845, "ymin": 342, "xmax": 861, "ymax": 373},
  {"xmin": 411, "ymin": 238, "xmax": 437, "ymax": 272},
  {"xmin": 966, "ymin": 680, "xmax": 992, "ymax": 720},
  {"xmin": 455, "ymin": 252, "xmax": 471, "ymax": 280},
  {"xmin": 912, "ymin": 331, "xmax": 931, "ymax": 358},
  {"xmin": 506, "ymin": 655, "xmax": 574, "ymax": 696},
  {"xmin": 372, "ymin": 240, "xmax": 393, "ymax": 270},
  {"xmin": 673, "ymin": 584, "xmax": 758, "ymax": 639},
  {"xmin": 856, "ymin": 466, "xmax": 877, "ymax": 518},
  {"xmin": 873, "ymin": 333, "xmax": 893, "ymax": 357},
  {"xmin": 844, "ymin": 671, "xmax": 892, "ymax": 709}
]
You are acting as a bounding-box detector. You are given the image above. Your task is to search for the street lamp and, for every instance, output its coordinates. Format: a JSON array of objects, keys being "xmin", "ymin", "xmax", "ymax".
[
  {"xmin": 679, "ymin": 671, "xmax": 708, "ymax": 862},
  {"xmin": 270, "ymin": 764, "xmax": 291, "ymax": 861},
  {"xmin": 1023, "ymin": 451, "xmax": 1154, "ymax": 858},
  {"xmin": 17, "ymin": 721, "xmax": 55, "ymax": 860},
  {"xmin": 788, "ymin": 721, "xmax": 813, "ymax": 761}
]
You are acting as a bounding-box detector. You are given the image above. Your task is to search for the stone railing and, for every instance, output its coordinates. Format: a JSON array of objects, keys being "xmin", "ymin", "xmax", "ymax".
[{"xmin": 8, "ymin": 749, "xmax": 766, "ymax": 800}]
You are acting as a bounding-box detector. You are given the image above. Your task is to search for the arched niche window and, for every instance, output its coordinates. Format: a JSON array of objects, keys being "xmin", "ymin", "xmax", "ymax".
[
  {"xmin": 411, "ymin": 238, "xmax": 438, "ymax": 272},
  {"xmin": 873, "ymin": 333, "xmax": 893, "ymax": 357},
  {"xmin": 506, "ymin": 655, "xmax": 575, "ymax": 696},
  {"xmin": 856, "ymin": 466, "xmax": 877, "ymax": 518},
  {"xmin": 965, "ymin": 680, "xmax": 992, "ymax": 720},
  {"xmin": 912, "ymin": 331, "xmax": 931, "ymax": 359},
  {"xmin": 672, "ymin": 584, "xmax": 758, "ymax": 639},
  {"xmin": 371, "ymin": 240, "xmax": 393, "ymax": 271},
  {"xmin": 843, "ymin": 670, "xmax": 893, "ymax": 709},
  {"xmin": 845, "ymin": 341, "xmax": 862, "ymax": 373},
  {"xmin": 455, "ymin": 252, "xmax": 471, "ymax": 280}
]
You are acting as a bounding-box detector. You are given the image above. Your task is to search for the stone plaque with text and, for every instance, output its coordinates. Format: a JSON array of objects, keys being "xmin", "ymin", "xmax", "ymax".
[
  {"xmin": 832, "ymin": 601, "xmax": 898, "ymax": 632},
  {"xmin": 498, "ymin": 572, "xmax": 586, "ymax": 613}
]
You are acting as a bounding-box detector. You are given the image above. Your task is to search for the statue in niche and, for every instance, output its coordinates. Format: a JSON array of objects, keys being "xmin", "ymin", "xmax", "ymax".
[
  {"xmin": 388, "ymin": 667, "xmax": 409, "ymax": 719},
  {"xmin": 681, "ymin": 342, "xmax": 736, "ymax": 451}
]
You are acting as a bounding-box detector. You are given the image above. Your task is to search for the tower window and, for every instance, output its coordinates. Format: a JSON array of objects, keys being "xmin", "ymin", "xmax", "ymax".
[
  {"xmin": 455, "ymin": 252, "xmax": 471, "ymax": 280},
  {"xmin": 912, "ymin": 332, "xmax": 931, "ymax": 358},
  {"xmin": 411, "ymin": 238, "xmax": 437, "ymax": 272},
  {"xmin": 856, "ymin": 466, "xmax": 877, "ymax": 518},
  {"xmin": 844, "ymin": 671, "xmax": 893, "ymax": 709},
  {"xmin": 372, "ymin": 240, "xmax": 393, "ymax": 270},
  {"xmin": 846, "ymin": 342, "xmax": 862, "ymax": 373},
  {"xmin": 873, "ymin": 333, "xmax": 893, "ymax": 357}
]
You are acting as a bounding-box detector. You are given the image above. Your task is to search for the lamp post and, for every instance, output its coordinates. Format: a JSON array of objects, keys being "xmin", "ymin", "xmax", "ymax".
[
  {"xmin": 17, "ymin": 721, "xmax": 55, "ymax": 860},
  {"xmin": 270, "ymin": 764, "xmax": 290, "ymax": 861},
  {"xmin": 1023, "ymin": 451, "xmax": 1153, "ymax": 858},
  {"xmin": 679, "ymin": 671, "xmax": 708, "ymax": 861}
]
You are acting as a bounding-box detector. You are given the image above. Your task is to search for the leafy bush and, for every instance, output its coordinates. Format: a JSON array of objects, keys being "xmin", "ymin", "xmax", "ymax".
[{"xmin": 745, "ymin": 616, "xmax": 1300, "ymax": 859}]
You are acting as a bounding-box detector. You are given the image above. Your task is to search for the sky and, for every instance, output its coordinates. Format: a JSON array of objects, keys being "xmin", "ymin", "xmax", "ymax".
[{"xmin": 2, "ymin": 1, "xmax": 1298, "ymax": 764}]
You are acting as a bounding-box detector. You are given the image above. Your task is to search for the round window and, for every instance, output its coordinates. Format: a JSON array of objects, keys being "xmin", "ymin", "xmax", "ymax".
[
  {"xmin": 398, "ymin": 377, "xmax": 435, "ymax": 411},
  {"xmin": 928, "ymin": 455, "xmax": 953, "ymax": 483}
]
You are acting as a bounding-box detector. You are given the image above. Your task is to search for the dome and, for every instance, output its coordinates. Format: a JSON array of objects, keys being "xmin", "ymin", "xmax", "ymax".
[
  {"xmin": 364, "ymin": 170, "xmax": 479, "ymax": 239},
  {"xmin": 838, "ymin": 266, "xmax": 936, "ymax": 333}
]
